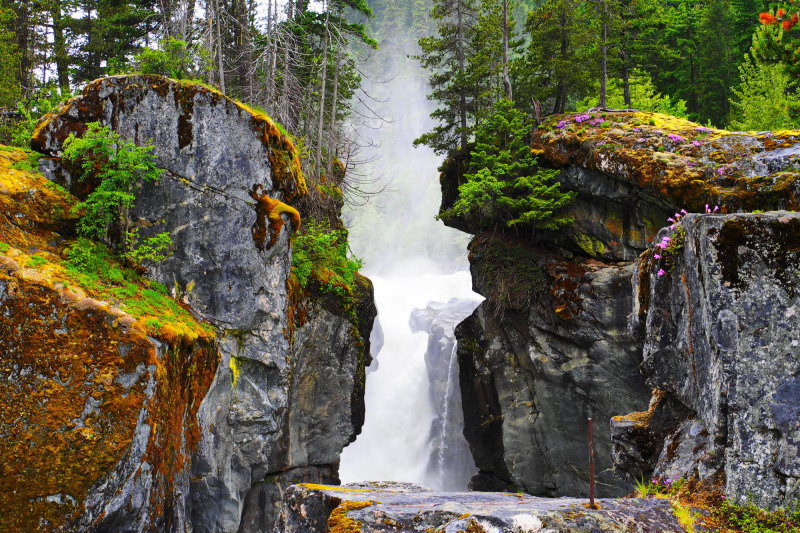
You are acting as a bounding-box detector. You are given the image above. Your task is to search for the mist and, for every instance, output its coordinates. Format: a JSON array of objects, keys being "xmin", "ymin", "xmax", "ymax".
[{"xmin": 339, "ymin": 26, "xmax": 482, "ymax": 490}]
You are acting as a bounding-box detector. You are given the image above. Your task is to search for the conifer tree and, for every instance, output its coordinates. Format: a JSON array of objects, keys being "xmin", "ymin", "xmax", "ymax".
[
  {"xmin": 441, "ymin": 100, "xmax": 575, "ymax": 233},
  {"xmin": 414, "ymin": 0, "xmax": 477, "ymax": 153}
]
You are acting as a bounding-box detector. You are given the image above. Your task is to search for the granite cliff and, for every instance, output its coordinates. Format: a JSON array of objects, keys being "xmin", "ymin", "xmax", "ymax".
[
  {"xmin": 439, "ymin": 111, "xmax": 800, "ymax": 507},
  {"xmin": 0, "ymin": 75, "xmax": 375, "ymax": 532}
]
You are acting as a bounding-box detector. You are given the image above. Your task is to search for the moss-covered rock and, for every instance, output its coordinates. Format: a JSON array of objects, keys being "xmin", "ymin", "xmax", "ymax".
[
  {"xmin": 0, "ymin": 146, "xmax": 220, "ymax": 532},
  {"xmin": 534, "ymin": 111, "xmax": 800, "ymax": 214}
]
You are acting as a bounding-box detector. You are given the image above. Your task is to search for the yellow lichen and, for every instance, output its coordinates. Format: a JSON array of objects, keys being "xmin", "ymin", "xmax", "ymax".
[
  {"xmin": 328, "ymin": 500, "xmax": 375, "ymax": 533},
  {"xmin": 229, "ymin": 355, "xmax": 241, "ymax": 386},
  {"xmin": 575, "ymin": 234, "xmax": 606, "ymax": 257},
  {"xmin": 534, "ymin": 111, "xmax": 800, "ymax": 212}
]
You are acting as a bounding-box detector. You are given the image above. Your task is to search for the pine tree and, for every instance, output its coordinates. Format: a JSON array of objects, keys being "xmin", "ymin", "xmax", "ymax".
[
  {"xmin": 414, "ymin": 0, "xmax": 477, "ymax": 153},
  {"xmin": 442, "ymin": 100, "xmax": 575, "ymax": 233},
  {"xmin": 515, "ymin": 0, "xmax": 595, "ymax": 114}
]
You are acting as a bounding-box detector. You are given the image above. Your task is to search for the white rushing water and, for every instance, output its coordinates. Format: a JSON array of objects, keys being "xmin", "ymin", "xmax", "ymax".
[
  {"xmin": 434, "ymin": 342, "xmax": 459, "ymax": 484},
  {"xmin": 339, "ymin": 270, "xmax": 477, "ymax": 485}
]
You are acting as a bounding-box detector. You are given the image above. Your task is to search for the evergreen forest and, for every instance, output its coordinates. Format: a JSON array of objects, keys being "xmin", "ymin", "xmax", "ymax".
[{"xmin": 5, "ymin": 0, "xmax": 800, "ymax": 172}]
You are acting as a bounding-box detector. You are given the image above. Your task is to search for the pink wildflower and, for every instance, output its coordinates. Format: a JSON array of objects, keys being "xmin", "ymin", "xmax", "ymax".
[
  {"xmin": 654, "ymin": 254, "xmax": 661, "ymax": 259},
  {"xmin": 657, "ymin": 269, "xmax": 666, "ymax": 277}
]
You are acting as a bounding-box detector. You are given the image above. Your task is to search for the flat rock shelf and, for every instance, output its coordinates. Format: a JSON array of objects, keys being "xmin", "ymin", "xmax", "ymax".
[{"xmin": 278, "ymin": 482, "xmax": 687, "ymax": 532}]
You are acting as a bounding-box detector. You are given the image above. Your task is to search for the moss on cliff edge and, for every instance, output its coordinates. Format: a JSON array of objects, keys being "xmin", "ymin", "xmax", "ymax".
[
  {"xmin": 31, "ymin": 75, "xmax": 308, "ymax": 200},
  {"xmin": 534, "ymin": 111, "xmax": 800, "ymax": 213},
  {"xmin": 0, "ymin": 146, "xmax": 213, "ymax": 344}
]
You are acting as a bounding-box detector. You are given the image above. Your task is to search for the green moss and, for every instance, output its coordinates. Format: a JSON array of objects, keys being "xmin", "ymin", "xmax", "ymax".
[
  {"xmin": 26, "ymin": 255, "xmax": 47, "ymax": 268},
  {"xmin": 9, "ymin": 150, "xmax": 42, "ymax": 173},
  {"xmin": 715, "ymin": 499, "xmax": 800, "ymax": 532},
  {"xmin": 0, "ymin": 242, "xmax": 9, "ymax": 253},
  {"xmin": 575, "ymin": 233, "xmax": 606, "ymax": 257},
  {"xmin": 64, "ymin": 238, "xmax": 214, "ymax": 342}
]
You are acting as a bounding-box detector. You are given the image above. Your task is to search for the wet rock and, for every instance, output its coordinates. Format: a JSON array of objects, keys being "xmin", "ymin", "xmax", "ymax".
[
  {"xmin": 455, "ymin": 235, "xmax": 650, "ymax": 497},
  {"xmin": 277, "ymin": 482, "xmax": 687, "ymax": 532}
]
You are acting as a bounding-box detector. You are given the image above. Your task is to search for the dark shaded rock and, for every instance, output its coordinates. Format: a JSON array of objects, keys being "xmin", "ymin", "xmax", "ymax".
[
  {"xmin": 455, "ymin": 234, "xmax": 651, "ymax": 497},
  {"xmin": 611, "ymin": 390, "xmax": 695, "ymax": 481},
  {"xmin": 616, "ymin": 211, "xmax": 800, "ymax": 509},
  {"xmin": 277, "ymin": 482, "xmax": 687, "ymax": 532}
]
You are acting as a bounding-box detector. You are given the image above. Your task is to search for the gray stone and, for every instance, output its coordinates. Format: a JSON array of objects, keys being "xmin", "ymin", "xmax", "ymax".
[
  {"xmin": 277, "ymin": 482, "xmax": 687, "ymax": 532},
  {"xmin": 626, "ymin": 212, "xmax": 800, "ymax": 509},
  {"xmin": 456, "ymin": 241, "xmax": 651, "ymax": 497},
  {"xmin": 29, "ymin": 75, "xmax": 375, "ymax": 532}
]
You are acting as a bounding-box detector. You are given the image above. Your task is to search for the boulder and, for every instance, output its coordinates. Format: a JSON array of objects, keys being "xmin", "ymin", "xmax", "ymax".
[
  {"xmin": 9, "ymin": 75, "xmax": 375, "ymax": 532},
  {"xmin": 614, "ymin": 211, "xmax": 800, "ymax": 509}
]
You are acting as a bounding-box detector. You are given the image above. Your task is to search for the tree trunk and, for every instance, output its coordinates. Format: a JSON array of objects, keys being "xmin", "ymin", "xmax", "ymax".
[
  {"xmin": 502, "ymin": 0, "xmax": 512, "ymax": 101},
  {"xmin": 327, "ymin": 35, "xmax": 341, "ymax": 179},
  {"xmin": 456, "ymin": 0, "xmax": 467, "ymax": 150},
  {"xmin": 315, "ymin": 6, "xmax": 331, "ymax": 174},
  {"xmin": 599, "ymin": 0, "xmax": 607, "ymax": 109},
  {"xmin": 214, "ymin": 0, "xmax": 226, "ymax": 94},
  {"xmin": 50, "ymin": 4, "xmax": 69, "ymax": 94},
  {"xmin": 621, "ymin": 43, "xmax": 631, "ymax": 108}
]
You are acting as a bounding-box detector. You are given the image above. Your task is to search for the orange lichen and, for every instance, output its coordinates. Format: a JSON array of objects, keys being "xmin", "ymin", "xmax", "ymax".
[
  {"xmin": 248, "ymin": 183, "xmax": 301, "ymax": 251},
  {"xmin": 0, "ymin": 270, "xmax": 156, "ymax": 532},
  {"xmin": 0, "ymin": 145, "xmax": 220, "ymax": 531},
  {"xmin": 612, "ymin": 389, "xmax": 666, "ymax": 428}
]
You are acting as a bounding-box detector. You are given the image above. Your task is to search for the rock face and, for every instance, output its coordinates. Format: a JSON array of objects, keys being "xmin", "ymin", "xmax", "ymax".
[
  {"xmin": 454, "ymin": 235, "xmax": 650, "ymax": 497},
  {"xmin": 277, "ymin": 482, "xmax": 687, "ymax": 532},
  {"xmin": 409, "ymin": 298, "xmax": 480, "ymax": 490},
  {"xmin": 12, "ymin": 76, "xmax": 375, "ymax": 532},
  {"xmin": 0, "ymin": 147, "xmax": 219, "ymax": 532},
  {"xmin": 440, "ymin": 111, "xmax": 800, "ymax": 501},
  {"xmin": 613, "ymin": 212, "xmax": 800, "ymax": 510}
]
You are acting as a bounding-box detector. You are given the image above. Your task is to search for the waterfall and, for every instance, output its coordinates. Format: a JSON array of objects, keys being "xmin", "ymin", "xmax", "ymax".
[
  {"xmin": 435, "ymin": 343, "xmax": 458, "ymax": 483},
  {"xmin": 338, "ymin": 26, "xmax": 482, "ymax": 489}
]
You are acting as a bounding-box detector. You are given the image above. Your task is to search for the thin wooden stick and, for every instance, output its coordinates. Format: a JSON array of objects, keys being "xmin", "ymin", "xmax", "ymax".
[{"xmin": 588, "ymin": 417, "xmax": 596, "ymax": 509}]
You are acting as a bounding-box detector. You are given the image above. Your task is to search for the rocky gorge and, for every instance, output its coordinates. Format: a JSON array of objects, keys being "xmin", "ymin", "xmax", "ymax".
[
  {"xmin": 438, "ymin": 111, "xmax": 800, "ymax": 511},
  {"xmin": 3, "ymin": 74, "xmax": 800, "ymax": 533}
]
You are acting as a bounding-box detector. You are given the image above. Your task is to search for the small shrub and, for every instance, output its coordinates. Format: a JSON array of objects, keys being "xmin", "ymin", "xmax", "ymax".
[
  {"xmin": 291, "ymin": 221, "xmax": 363, "ymax": 303},
  {"xmin": 27, "ymin": 255, "xmax": 47, "ymax": 268},
  {"xmin": 636, "ymin": 476, "xmax": 686, "ymax": 498},
  {"xmin": 9, "ymin": 84, "xmax": 66, "ymax": 148},
  {"xmin": 126, "ymin": 37, "xmax": 211, "ymax": 80},
  {"xmin": 124, "ymin": 228, "xmax": 173, "ymax": 264},
  {"xmin": 716, "ymin": 499, "xmax": 800, "ymax": 533},
  {"xmin": 0, "ymin": 242, "xmax": 9, "ymax": 253},
  {"xmin": 62, "ymin": 122, "xmax": 163, "ymax": 241}
]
